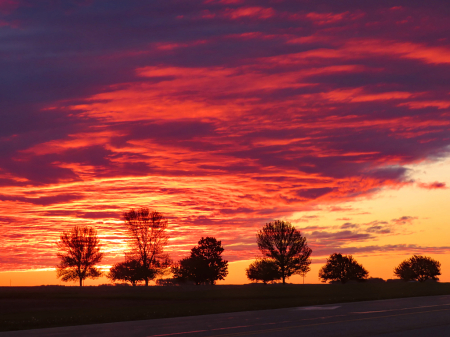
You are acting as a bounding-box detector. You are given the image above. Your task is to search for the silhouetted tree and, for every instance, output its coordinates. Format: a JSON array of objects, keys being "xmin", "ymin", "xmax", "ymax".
[
  {"xmin": 319, "ymin": 253, "xmax": 369, "ymax": 284},
  {"xmin": 123, "ymin": 208, "xmax": 171, "ymax": 286},
  {"xmin": 172, "ymin": 237, "xmax": 228, "ymax": 285},
  {"xmin": 366, "ymin": 277, "xmax": 385, "ymax": 283},
  {"xmin": 394, "ymin": 255, "xmax": 441, "ymax": 282},
  {"xmin": 108, "ymin": 257, "xmax": 145, "ymax": 286},
  {"xmin": 246, "ymin": 259, "xmax": 282, "ymax": 284},
  {"xmin": 256, "ymin": 220, "xmax": 312, "ymax": 284},
  {"xmin": 56, "ymin": 226, "xmax": 103, "ymax": 287},
  {"xmin": 155, "ymin": 278, "xmax": 184, "ymax": 286}
]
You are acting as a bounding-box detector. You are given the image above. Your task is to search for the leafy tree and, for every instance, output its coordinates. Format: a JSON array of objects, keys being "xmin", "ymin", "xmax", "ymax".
[
  {"xmin": 172, "ymin": 237, "xmax": 228, "ymax": 285},
  {"xmin": 246, "ymin": 259, "xmax": 282, "ymax": 284},
  {"xmin": 394, "ymin": 255, "xmax": 441, "ymax": 282},
  {"xmin": 123, "ymin": 208, "xmax": 171, "ymax": 286},
  {"xmin": 256, "ymin": 220, "xmax": 312, "ymax": 284},
  {"xmin": 56, "ymin": 226, "xmax": 103, "ymax": 287},
  {"xmin": 108, "ymin": 258, "xmax": 145, "ymax": 286},
  {"xmin": 319, "ymin": 253, "xmax": 369, "ymax": 284}
]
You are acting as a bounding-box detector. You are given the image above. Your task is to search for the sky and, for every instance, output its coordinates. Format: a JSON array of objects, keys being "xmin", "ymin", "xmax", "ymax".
[{"xmin": 1, "ymin": 0, "xmax": 450, "ymax": 286}]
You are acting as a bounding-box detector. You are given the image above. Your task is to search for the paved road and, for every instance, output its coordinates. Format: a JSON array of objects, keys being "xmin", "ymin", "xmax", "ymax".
[{"xmin": 3, "ymin": 295, "xmax": 450, "ymax": 337}]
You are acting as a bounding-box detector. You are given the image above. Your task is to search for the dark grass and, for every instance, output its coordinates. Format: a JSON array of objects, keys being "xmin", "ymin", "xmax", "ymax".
[{"xmin": 2, "ymin": 282, "xmax": 450, "ymax": 332}]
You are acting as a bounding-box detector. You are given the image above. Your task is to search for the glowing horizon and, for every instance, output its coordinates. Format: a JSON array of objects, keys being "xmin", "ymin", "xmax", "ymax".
[{"xmin": 1, "ymin": 1, "xmax": 450, "ymax": 285}]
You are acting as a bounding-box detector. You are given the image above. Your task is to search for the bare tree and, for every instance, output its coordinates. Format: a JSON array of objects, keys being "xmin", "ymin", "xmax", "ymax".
[
  {"xmin": 256, "ymin": 220, "xmax": 312, "ymax": 284},
  {"xmin": 56, "ymin": 226, "xmax": 103, "ymax": 287},
  {"xmin": 123, "ymin": 208, "xmax": 171, "ymax": 286}
]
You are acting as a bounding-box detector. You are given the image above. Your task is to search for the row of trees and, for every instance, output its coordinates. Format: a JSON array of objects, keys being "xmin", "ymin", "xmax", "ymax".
[
  {"xmin": 56, "ymin": 211, "xmax": 441, "ymax": 286},
  {"xmin": 56, "ymin": 208, "xmax": 229, "ymax": 286},
  {"xmin": 319, "ymin": 253, "xmax": 441, "ymax": 283},
  {"xmin": 244, "ymin": 221, "xmax": 441, "ymax": 284}
]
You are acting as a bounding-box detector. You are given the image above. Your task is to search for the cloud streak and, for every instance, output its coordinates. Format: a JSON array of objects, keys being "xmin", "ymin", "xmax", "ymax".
[{"xmin": 0, "ymin": 0, "xmax": 449, "ymax": 272}]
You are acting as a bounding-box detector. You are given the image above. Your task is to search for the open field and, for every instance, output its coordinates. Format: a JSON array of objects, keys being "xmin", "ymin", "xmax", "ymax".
[{"xmin": 2, "ymin": 283, "xmax": 450, "ymax": 332}]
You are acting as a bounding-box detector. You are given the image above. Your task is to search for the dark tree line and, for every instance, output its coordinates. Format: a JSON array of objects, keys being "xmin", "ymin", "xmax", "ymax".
[
  {"xmin": 107, "ymin": 209, "xmax": 227, "ymax": 286},
  {"xmin": 56, "ymin": 208, "xmax": 229, "ymax": 286},
  {"xmin": 316, "ymin": 253, "xmax": 440, "ymax": 284},
  {"xmin": 55, "ymin": 211, "xmax": 443, "ymax": 286}
]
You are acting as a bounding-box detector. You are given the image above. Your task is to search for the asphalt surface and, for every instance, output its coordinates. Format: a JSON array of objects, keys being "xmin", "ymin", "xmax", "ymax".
[{"xmin": 3, "ymin": 295, "xmax": 450, "ymax": 337}]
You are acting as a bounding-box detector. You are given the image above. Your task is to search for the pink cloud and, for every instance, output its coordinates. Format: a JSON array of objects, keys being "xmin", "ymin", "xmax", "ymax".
[
  {"xmin": 391, "ymin": 216, "xmax": 418, "ymax": 225},
  {"xmin": 224, "ymin": 7, "xmax": 275, "ymax": 20},
  {"xmin": 417, "ymin": 181, "xmax": 447, "ymax": 189}
]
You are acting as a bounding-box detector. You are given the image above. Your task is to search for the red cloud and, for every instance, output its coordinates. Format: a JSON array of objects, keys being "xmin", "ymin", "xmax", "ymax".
[
  {"xmin": 2, "ymin": 1, "xmax": 450, "ymax": 274},
  {"xmin": 306, "ymin": 12, "xmax": 348, "ymax": 25}
]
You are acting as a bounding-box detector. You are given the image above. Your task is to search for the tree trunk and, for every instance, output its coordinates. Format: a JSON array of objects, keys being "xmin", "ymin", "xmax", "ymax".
[
  {"xmin": 282, "ymin": 275, "xmax": 286, "ymax": 284},
  {"xmin": 79, "ymin": 277, "xmax": 82, "ymax": 287},
  {"xmin": 145, "ymin": 278, "xmax": 149, "ymax": 286}
]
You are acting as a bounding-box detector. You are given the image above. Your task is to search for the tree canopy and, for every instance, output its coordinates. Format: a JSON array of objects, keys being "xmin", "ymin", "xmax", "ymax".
[
  {"xmin": 56, "ymin": 226, "xmax": 103, "ymax": 287},
  {"xmin": 256, "ymin": 220, "xmax": 312, "ymax": 284},
  {"xmin": 172, "ymin": 237, "xmax": 228, "ymax": 285},
  {"xmin": 319, "ymin": 253, "xmax": 368, "ymax": 284},
  {"xmin": 394, "ymin": 255, "xmax": 441, "ymax": 282},
  {"xmin": 108, "ymin": 257, "xmax": 145, "ymax": 286},
  {"xmin": 246, "ymin": 259, "xmax": 282, "ymax": 284},
  {"xmin": 123, "ymin": 208, "xmax": 171, "ymax": 286}
]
